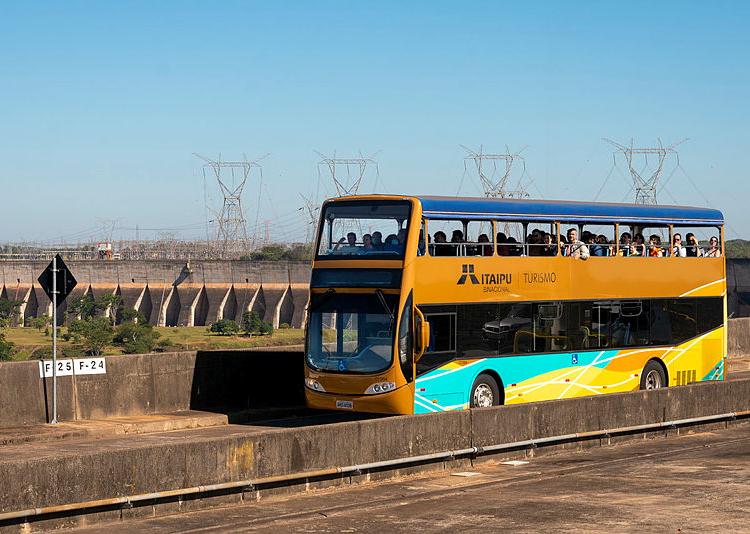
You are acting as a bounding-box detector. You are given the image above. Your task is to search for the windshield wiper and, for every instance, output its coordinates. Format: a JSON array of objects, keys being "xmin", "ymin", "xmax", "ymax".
[
  {"xmin": 308, "ymin": 288, "xmax": 336, "ymax": 313},
  {"xmin": 376, "ymin": 289, "xmax": 395, "ymax": 334}
]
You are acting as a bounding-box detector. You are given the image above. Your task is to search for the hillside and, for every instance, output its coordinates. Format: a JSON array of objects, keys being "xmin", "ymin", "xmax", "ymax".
[{"xmin": 725, "ymin": 239, "xmax": 750, "ymax": 259}]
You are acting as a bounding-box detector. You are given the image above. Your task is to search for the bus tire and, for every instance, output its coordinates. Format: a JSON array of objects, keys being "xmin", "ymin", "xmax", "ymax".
[
  {"xmin": 470, "ymin": 373, "xmax": 500, "ymax": 408},
  {"xmin": 640, "ymin": 360, "xmax": 666, "ymax": 390}
]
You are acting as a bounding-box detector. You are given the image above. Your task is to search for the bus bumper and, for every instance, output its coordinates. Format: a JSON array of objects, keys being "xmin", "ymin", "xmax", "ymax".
[{"xmin": 304, "ymin": 384, "xmax": 414, "ymax": 415}]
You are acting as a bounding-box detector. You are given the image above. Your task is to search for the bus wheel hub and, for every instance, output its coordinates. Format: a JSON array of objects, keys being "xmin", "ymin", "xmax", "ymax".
[{"xmin": 473, "ymin": 384, "xmax": 494, "ymax": 407}]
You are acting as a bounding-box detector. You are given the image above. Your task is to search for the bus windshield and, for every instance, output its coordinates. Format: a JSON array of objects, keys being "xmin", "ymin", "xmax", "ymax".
[
  {"xmin": 306, "ymin": 292, "xmax": 399, "ymax": 374},
  {"xmin": 316, "ymin": 200, "xmax": 411, "ymax": 258}
]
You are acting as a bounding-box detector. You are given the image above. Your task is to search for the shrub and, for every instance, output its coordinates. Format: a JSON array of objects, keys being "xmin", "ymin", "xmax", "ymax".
[
  {"xmin": 113, "ymin": 320, "xmax": 161, "ymax": 354},
  {"xmin": 209, "ymin": 319, "xmax": 240, "ymax": 336},
  {"xmin": 259, "ymin": 321, "xmax": 274, "ymax": 336},
  {"xmin": 279, "ymin": 322, "xmax": 290, "ymax": 329},
  {"xmin": 30, "ymin": 346, "xmax": 84, "ymax": 360},
  {"xmin": 0, "ymin": 333, "xmax": 14, "ymax": 361},
  {"xmin": 154, "ymin": 339, "xmax": 174, "ymax": 352}
]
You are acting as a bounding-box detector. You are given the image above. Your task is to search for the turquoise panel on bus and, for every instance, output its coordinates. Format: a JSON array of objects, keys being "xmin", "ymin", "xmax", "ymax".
[{"xmin": 414, "ymin": 350, "xmax": 616, "ymax": 414}]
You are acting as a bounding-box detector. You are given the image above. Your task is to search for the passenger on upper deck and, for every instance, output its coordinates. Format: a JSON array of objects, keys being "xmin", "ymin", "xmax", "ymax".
[
  {"xmin": 433, "ymin": 231, "xmax": 452, "ymax": 256},
  {"xmin": 563, "ymin": 228, "xmax": 589, "ymax": 260},
  {"xmin": 334, "ymin": 232, "xmax": 359, "ymax": 254},
  {"xmin": 392, "ymin": 228, "xmax": 407, "ymax": 254},
  {"xmin": 384, "ymin": 234, "xmax": 399, "ymax": 253},
  {"xmin": 527, "ymin": 231, "xmax": 542, "ymax": 256},
  {"xmin": 685, "ymin": 233, "xmax": 703, "ymax": 257},
  {"xmin": 477, "ymin": 233, "xmax": 493, "ymax": 256},
  {"xmin": 648, "ymin": 235, "xmax": 664, "ymax": 257},
  {"xmin": 594, "ymin": 235, "xmax": 611, "ymax": 257},
  {"xmin": 506, "ymin": 237, "xmax": 522, "ymax": 256},
  {"xmin": 541, "ymin": 232, "xmax": 557, "ymax": 256},
  {"xmin": 418, "ymin": 230, "xmax": 426, "ymax": 256},
  {"xmin": 371, "ymin": 231, "xmax": 384, "ymax": 251},
  {"xmin": 496, "ymin": 232, "xmax": 509, "ymax": 256},
  {"xmin": 450, "ymin": 229, "xmax": 465, "ymax": 256},
  {"xmin": 672, "ymin": 233, "xmax": 686, "ymax": 257},
  {"xmin": 632, "ymin": 233, "xmax": 646, "ymax": 256},
  {"xmin": 360, "ymin": 233, "xmax": 374, "ymax": 254},
  {"xmin": 705, "ymin": 236, "xmax": 722, "ymax": 258},
  {"xmin": 618, "ymin": 232, "xmax": 633, "ymax": 257}
]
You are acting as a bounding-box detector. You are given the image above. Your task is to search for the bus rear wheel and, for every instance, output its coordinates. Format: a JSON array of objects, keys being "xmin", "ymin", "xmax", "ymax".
[
  {"xmin": 640, "ymin": 360, "xmax": 666, "ymax": 390},
  {"xmin": 470, "ymin": 374, "xmax": 500, "ymax": 408}
]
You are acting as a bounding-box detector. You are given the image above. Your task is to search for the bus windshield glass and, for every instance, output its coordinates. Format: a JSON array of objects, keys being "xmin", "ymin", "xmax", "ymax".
[
  {"xmin": 306, "ymin": 292, "xmax": 399, "ymax": 374},
  {"xmin": 317, "ymin": 200, "xmax": 411, "ymax": 258}
]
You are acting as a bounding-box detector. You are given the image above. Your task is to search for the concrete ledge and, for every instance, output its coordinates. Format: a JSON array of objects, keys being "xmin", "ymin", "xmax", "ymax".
[
  {"xmin": 1, "ymin": 378, "xmax": 749, "ymax": 532},
  {"xmin": 0, "ymin": 407, "xmax": 306, "ymax": 447}
]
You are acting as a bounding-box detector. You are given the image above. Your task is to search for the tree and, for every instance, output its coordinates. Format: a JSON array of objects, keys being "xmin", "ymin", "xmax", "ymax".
[
  {"xmin": 209, "ymin": 319, "xmax": 240, "ymax": 335},
  {"xmin": 121, "ymin": 308, "xmax": 147, "ymax": 323},
  {"xmin": 259, "ymin": 321, "xmax": 274, "ymax": 336},
  {"xmin": 242, "ymin": 311, "xmax": 263, "ymax": 334},
  {"xmin": 0, "ymin": 332, "xmax": 14, "ymax": 361},
  {"xmin": 68, "ymin": 317, "xmax": 113, "ymax": 356},
  {"xmin": 0, "ymin": 297, "xmax": 23, "ymax": 326},
  {"xmin": 241, "ymin": 310, "xmax": 273, "ymax": 336},
  {"xmin": 114, "ymin": 322, "xmax": 161, "ymax": 354},
  {"xmin": 67, "ymin": 294, "xmax": 103, "ymax": 321},
  {"xmin": 99, "ymin": 293, "xmax": 123, "ymax": 321}
]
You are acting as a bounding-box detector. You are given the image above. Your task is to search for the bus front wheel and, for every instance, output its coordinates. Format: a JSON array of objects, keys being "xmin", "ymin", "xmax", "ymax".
[
  {"xmin": 640, "ymin": 360, "xmax": 666, "ymax": 390},
  {"xmin": 470, "ymin": 374, "xmax": 500, "ymax": 408}
]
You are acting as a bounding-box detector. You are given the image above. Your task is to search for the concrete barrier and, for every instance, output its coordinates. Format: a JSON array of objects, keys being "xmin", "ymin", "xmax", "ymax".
[
  {"xmin": 0, "ymin": 378, "xmax": 748, "ymax": 532},
  {"xmin": 728, "ymin": 317, "xmax": 750, "ymax": 358},
  {"xmin": 0, "ymin": 349, "xmax": 304, "ymax": 428}
]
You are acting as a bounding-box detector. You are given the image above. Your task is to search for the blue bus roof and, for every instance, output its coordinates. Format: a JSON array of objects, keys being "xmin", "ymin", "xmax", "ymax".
[{"xmin": 415, "ymin": 196, "xmax": 723, "ymax": 225}]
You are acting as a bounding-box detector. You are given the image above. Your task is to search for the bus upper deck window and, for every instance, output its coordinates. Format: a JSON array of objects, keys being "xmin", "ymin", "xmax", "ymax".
[{"xmin": 316, "ymin": 200, "xmax": 412, "ymax": 259}]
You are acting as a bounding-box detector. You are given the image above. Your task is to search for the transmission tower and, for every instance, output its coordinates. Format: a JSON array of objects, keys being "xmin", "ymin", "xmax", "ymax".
[
  {"xmin": 460, "ymin": 145, "xmax": 530, "ymax": 198},
  {"xmin": 97, "ymin": 218, "xmax": 120, "ymax": 243},
  {"xmin": 315, "ymin": 151, "xmax": 381, "ymax": 197},
  {"xmin": 602, "ymin": 138, "xmax": 688, "ymax": 204},
  {"xmin": 299, "ymin": 193, "xmax": 320, "ymax": 245},
  {"xmin": 193, "ymin": 152, "xmax": 267, "ymax": 255}
]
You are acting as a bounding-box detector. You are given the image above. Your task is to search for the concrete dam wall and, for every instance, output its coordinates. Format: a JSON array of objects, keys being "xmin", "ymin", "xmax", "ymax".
[
  {"xmin": 0, "ymin": 260, "xmax": 311, "ymax": 329},
  {"xmin": 2, "ymin": 258, "xmax": 749, "ymax": 329}
]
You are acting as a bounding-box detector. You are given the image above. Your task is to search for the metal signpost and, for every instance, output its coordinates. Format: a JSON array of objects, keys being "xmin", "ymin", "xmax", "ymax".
[{"xmin": 37, "ymin": 254, "xmax": 76, "ymax": 424}]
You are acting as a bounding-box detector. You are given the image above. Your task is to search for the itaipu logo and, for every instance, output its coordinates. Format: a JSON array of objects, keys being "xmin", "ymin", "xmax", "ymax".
[
  {"xmin": 457, "ymin": 264, "xmax": 480, "ymax": 285},
  {"xmin": 457, "ymin": 264, "xmax": 512, "ymax": 285},
  {"xmin": 458, "ymin": 264, "xmax": 512, "ymax": 292}
]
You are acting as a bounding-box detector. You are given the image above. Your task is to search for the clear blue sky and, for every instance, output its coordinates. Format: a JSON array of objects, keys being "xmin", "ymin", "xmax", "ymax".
[{"xmin": 2, "ymin": 1, "xmax": 748, "ymax": 244}]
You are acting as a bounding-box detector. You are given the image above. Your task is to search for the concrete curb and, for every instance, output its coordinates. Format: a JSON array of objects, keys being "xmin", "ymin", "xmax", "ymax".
[{"xmin": 0, "ymin": 406, "xmax": 306, "ymax": 447}]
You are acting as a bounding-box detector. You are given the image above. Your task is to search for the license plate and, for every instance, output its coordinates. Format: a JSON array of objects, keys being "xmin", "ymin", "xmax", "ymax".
[{"xmin": 336, "ymin": 400, "xmax": 354, "ymax": 409}]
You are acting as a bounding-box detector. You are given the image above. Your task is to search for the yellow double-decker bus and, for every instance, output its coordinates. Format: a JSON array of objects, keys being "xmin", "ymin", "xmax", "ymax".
[{"xmin": 304, "ymin": 195, "xmax": 726, "ymax": 415}]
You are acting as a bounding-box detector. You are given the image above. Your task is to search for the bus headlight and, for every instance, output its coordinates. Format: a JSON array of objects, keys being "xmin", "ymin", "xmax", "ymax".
[
  {"xmin": 364, "ymin": 382, "xmax": 396, "ymax": 395},
  {"xmin": 305, "ymin": 378, "xmax": 326, "ymax": 392}
]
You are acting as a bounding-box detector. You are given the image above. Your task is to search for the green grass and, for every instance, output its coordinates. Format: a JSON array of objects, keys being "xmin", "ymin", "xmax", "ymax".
[{"xmin": 0, "ymin": 326, "xmax": 306, "ymax": 361}]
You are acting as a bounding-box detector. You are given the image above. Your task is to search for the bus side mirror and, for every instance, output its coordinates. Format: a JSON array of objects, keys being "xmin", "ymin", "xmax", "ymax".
[{"xmin": 414, "ymin": 308, "xmax": 430, "ymax": 362}]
